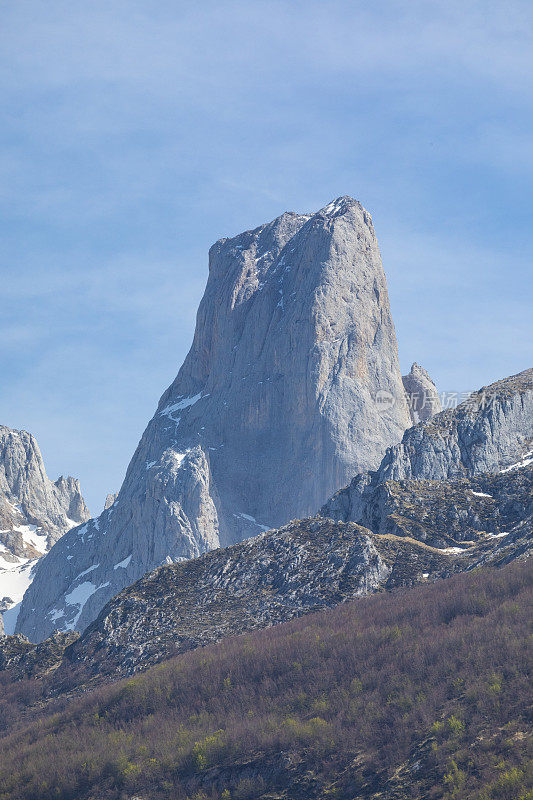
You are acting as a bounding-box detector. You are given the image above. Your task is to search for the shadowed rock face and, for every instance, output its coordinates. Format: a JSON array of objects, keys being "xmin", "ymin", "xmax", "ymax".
[
  {"xmin": 17, "ymin": 196, "xmax": 411, "ymax": 642},
  {"xmin": 0, "ymin": 425, "xmax": 90, "ymax": 633},
  {"xmin": 322, "ymin": 368, "xmax": 533, "ymax": 527}
]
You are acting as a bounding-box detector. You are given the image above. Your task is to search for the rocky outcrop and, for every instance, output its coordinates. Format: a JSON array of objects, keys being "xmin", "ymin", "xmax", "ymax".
[
  {"xmin": 322, "ymin": 368, "xmax": 533, "ymax": 526},
  {"xmin": 103, "ymin": 493, "xmax": 117, "ymax": 511},
  {"xmin": 402, "ymin": 362, "xmax": 442, "ymax": 423},
  {"xmin": 0, "ymin": 425, "xmax": 90, "ymax": 633},
  {"xmin": 2, "ymin": 513, "xmax": 530, "ymax": 684},
  {"xmin": 9, "ymin": 507, "xmax": 528, "ymax": 683},
  {"xmin": 59, "ymin": 517, "xmax": 469, "ymax": 679},
  {"xmin": 330, "ymin": 464, "xmax": 532, "ymax": 550},
  {"xmin": 18, "ymin": 196, "xmax": 412, "ymax": 641},
  {"xmin": 0, "ymin": 630, "xmax": 79, "ymax": 679},
  {"xmin": 0, "ymin": 426, "xmax": 89, "ymax": 544}
]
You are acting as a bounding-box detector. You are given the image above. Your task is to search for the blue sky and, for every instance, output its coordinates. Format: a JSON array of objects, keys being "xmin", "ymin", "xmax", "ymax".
[{"xmin": 1, "ymin": 0, "xmax": 532, "ymax": 512}]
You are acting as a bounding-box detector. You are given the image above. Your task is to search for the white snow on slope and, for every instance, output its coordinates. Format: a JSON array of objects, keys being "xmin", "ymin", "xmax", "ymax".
[
  {"xmin": 1, "ymin": 560, "xmax": 36, "ymax": 634},
  {"xmin": 233, "ymin": 512, "xmax": 271, "ymax": 533},
  {"xmin": 159, "ymin": 393, "xmax": 207, "ymax": 421},
  {"xmin": 63, "ymin": 580, "xmax": 111, "ymax": 630},
  {"xmin": 470, "ymin": 490, "xmax": 492, "ymax": 498},
  {"xmin": 500, "ymin": 451, "xmax": 533, "ymax": 472},
  {"xmin": 1, "ymin": 503, "xmax": 84, "ymax": 633},
  {"xmin": 114, "ymin": 554, "xmax": 132, "ymax": 570},
  {"xmin": 75, "ymin": 563, "xmax": 99, "ymax": 580}
]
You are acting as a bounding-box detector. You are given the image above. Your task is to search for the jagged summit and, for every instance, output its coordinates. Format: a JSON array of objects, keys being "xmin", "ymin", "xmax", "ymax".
[
  {"xmin": 402, "ymin": 362, "xmax": 442, "ymax": 424},
  {"xmin": 0, "ymin": 425, "xmax": 90, "ymax": 633},
  {"xmin": 17, "ymin": 196, "xmax": 412, "ymax": 642}
]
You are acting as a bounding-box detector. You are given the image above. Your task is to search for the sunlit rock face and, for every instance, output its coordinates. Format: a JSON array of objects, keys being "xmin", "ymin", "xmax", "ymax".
[
  {"xmin": 0, "ymin": 425, "xmax": 89, "ymax": 634},
  {"xmin": 402, "ymin": 362, "xmax": 442, "ymax": 424},
  {"xmin": 18, "ymin": 196, "xmax": 411, "ymax": 642}
]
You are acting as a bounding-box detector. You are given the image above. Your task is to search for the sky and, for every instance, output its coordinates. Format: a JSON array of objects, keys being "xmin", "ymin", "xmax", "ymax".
[{"xmin": 1, "ymin": 0, "xmax": 532, "ymax": 513}]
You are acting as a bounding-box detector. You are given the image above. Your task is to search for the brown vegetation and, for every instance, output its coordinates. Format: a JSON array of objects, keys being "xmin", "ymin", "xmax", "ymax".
[{"xmin": 0, "ymin": 560, "xmax": 531, "ymax": 799}]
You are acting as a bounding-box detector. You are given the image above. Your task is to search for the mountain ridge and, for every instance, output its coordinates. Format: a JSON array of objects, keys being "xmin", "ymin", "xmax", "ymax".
[{"xmin": 322, "ymin": 367, "xmax": 533, "ymax": 525}]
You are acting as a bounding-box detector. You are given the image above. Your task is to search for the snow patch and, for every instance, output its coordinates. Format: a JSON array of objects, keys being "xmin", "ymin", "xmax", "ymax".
[
  {"xmin": 11, "ymin": 521, "xmax": 48, "ymax": 554},
  {"xmin": 233, "ymin": 512, "xmax": 271, "ymax": 533},
  {"xmin": 159, "ymin": 393, "xmax": 205, "ymax": 421},
  {"xmin": 322, "ymin": 198, "xmax": 346, "ymax": 216},
  {"xmin": 470, "ymin": 490, "xmax": 492, "ymax": 498},
  {"xmin": 114, "ymin": 554, "xmax": 132, "ymax": 570},
  {"xmin": 0, "ymin": 560, "xmax": 36, "ymax": 633},
  {"xmin": 75, "ymin": 563, "xmax": 99, "ymax": 580},
  {"xmin": 500, "ymin": 451, "xmax": 533, "ymax": 473},
  {"xmin": 64, "ymin": 580, "xmax": 111, "ymax": 630},
  {"xmin": 3, "ymin": 602, "xmax": 22, "ymax": 635},
  {"xmin": 49, "ymin": 607, "xmax": 65, "ymax": 623}
]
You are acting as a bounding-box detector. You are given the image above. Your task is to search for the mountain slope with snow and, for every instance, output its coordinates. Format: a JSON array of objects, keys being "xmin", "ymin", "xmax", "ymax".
[{"xmin": 0, "ymin": 426, "xmax": 90, "ymax": 633}]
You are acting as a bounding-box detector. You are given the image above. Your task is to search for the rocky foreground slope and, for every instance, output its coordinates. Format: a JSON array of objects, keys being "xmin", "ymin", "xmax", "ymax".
[
  {"xmin": 18, "ymin": 196, "xmax": 415, "ymax": 642},
  {"xmin": 2, "ymin": 484, "xmax": 530, "ymax": 685},
  {"xmin": 0, "ymin": 425, "xmax": 90, "ymax": 634},
  {"xmin": 60, "ymin": 518, "xmax": 470, "ymax": 680}
]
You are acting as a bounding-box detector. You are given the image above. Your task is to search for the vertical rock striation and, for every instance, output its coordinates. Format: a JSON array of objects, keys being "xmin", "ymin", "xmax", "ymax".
[{"xmin": 17, "ymin": 196, "xmax": 411, "ymax": 641}]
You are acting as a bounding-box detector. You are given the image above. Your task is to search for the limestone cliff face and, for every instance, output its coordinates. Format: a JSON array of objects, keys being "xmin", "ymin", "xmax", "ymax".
[
  {"xmin": 0, "ymin": 425, "xmax": 90, "ymax": 633},
  {"xmin": 0, "ymin": 426, "xmax": 89, "ymax": 543},
  {"xmin": 17, "ymin": 196, "xmax": 411, "ymax": 641},
  {"xmin": 322, "ymin": 368, "xmax": 533, "ymax": 527}
]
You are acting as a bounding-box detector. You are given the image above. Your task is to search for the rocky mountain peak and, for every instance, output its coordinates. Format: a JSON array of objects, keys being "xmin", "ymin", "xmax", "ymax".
[
  {"xmin": 0, "ymin": 425, "xmax": 90, "ymax": 633},
  {"xmin": 17, "ymin": 196, "xmax": 413, "ymax": 642},
  {"xmin": 402, "ymin": 362, "xmax": 442, "ymax": 424}
]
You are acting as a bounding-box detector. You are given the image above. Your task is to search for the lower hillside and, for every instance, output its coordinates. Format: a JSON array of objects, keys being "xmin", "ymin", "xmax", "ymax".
[{"xmin": 0, "ymin": 560, "xmax": 531, "ymax": 800}]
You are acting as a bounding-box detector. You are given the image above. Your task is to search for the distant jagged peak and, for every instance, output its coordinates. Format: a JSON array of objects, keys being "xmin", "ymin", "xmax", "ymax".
[
  {"xmin": 0, "ymin": 424, "xmax": 89, "ymax": 634},
  {"xmin": 103, "ymin": 493, "xmax": 118, "ymax": 511},
  {"xmin": 402, "ymin": 362, "xmax": 442, "ymax": 424}
]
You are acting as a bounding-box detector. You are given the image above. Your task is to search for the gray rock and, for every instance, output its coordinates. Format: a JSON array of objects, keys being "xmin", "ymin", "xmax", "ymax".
[
  {"xmin": 61, "ymin": 517, "xmax": 466, "ymax": 680},
  {"xmin": 0, "ymin": 426, "xmax": 89, "ymax": 543},
  {"xmin": 103, "ymin": 493, "xmax": 117, "ymax": 511},
  {"xmin": 322, "ymin": 368, "xmax": 533, "ymax": 527},
  {"xmin": 0, "ymin": 425, "xmax": 90, "ymax": 631},
  {"xmin": 402, "ymin": 362, "xmax": 442, "ymax": 423},
  {"xmin": 17, "ymin": 196, "xmax": 411, "ymax": 641}
]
